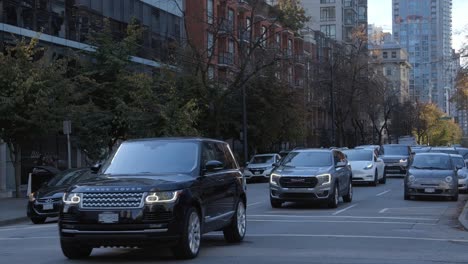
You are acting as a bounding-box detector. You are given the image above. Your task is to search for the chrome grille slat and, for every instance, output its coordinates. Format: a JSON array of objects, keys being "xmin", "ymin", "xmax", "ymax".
[{"xmin": 81, "ymin": 192, "xmax": 144, "ymax": 209}]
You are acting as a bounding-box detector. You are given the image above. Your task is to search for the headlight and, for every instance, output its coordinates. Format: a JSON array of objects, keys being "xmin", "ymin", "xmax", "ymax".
[
  {"xmin": 317, "ymin": 174, "xmax": 331, "ymax": 186},
  {"xmin": 400, "ymin": 159, "xmax": 408, "ymax": 163},
  {"xmin": 445, "ymin": 176, "xmax": 453, "ymax": 183},
  {"xmin": 459, "ymin": 173, "xmax": 467, "ymax": 179},
  {"xmin": 270, "ymin": 173, "xmax": 281, "ymax": 186},
  {"xmin": 28, "ymin": 192, "xmax": 36, "ymax": 202},
  {"xmin": 408, "ymin": 175, "xmax": 415, "ymax": 183},
  {"xmin": 364, "ymin": 163, "xmax": 373, "ymax": 170},
  {"xmin": 62, "ymin": 193, "xmax": 82, "ymax": 205},
  {"xmin": 145, "ymin": 191, "xmax": 181, "ymax": 204}
]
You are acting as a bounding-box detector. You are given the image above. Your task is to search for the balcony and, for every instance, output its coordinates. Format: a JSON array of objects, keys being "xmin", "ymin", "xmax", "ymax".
[
  {"xmin": 238, "ymin": 0, "xmax": 251, "ymax": 12},
  {"xmin": 218, "ymin": 52, "xmax": 234, "ymax": 67}
]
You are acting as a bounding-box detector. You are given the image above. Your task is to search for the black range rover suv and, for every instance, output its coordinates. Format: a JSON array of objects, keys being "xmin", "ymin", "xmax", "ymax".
[{"xmin": 59, "ymin": 138, "xmax": 247, "ymax": 259}]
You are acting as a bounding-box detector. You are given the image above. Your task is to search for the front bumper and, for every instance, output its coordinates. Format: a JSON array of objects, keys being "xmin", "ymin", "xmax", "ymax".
[
  {"xmin": 406, "ymin": 182, "xmax": 457, "ymax": 197},
  {"xmin": 59, "ymin": 203, "xmax": 183, "ymax": 247},
  {"xmin": 458, "ymin": 178, "xmax": 468, "ymax": 190},
  {"xmin": 352, "ymin": 169, "xmax": 376, "ymax": 182},
  {"xmin": 270, "ymin": 184, "xmax": 331, "ymax": 202},
  {"xmin": 384, "ymin": 163, "xmax": 407, "ymax": 176},
  {"xmin": 27, "ymin": 201, "xmax": 61, "ymax": 218},
  {"xmin": 244, "ymin": 169, "xmax": 272, "ymax": 179}
]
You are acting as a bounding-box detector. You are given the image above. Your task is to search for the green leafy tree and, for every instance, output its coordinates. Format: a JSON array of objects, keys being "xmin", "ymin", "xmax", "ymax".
[
  {"xmin": 0, "ymin": 38, "xmax": 72, "ymax": 196},
  {"xmin": 276, "ymin": 0, "xmax": 310, "ymax": 32}
]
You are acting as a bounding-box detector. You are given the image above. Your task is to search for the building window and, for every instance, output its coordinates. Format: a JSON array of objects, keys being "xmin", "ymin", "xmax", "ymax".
[
  {"xmin": 207, "ymin": 32, "xmax": 214, "ymax": 57},
  {"xmin": 246, "ymin": 17, "xmax": 251, "ymax": 31},
  {"xmin": 320, "ymin": 7, "xmax": 336, "ymax": 21},
  {"xmin": 287, "ymin": 39, "xmax": 293, "ymax": 56},
  {"xmin": 391, "ymin": 51, "xmax": 396, "ymax": 58},
  {"xmin": 208, "ymin": 65, "xmax": 214, "ymax": 80},
  {"xmin": 228, "ymin": 9, "xmax": 235, "ymax": 30},
  {"xmin": 228, "ymin": 39, "xmax": 235, "ymax": 55},
  {"xmin": 261, "ymin": 25, "xmax": 267, "ymax": 47},
  {"xmin": 321, "ymin": 0, "xmax": 336, "ymax": 3},
  {"xmin": 276, "ymin": 33, "xmax": 281, "ymax": 46},
  {"xmin": 207, "ymin": 0, "xmax": 214, "ymax": 24},
  {"xmin": 320, "ymin": 25, "xmax": 336, "ymax": 39},
  {"xmin": 386, "ymin": 67, "xmax": 392, "ymax": 76},
  {"xmin": 288, "ymin": 67, "xmax": 293, "ymax": 84},
  {"xmin": 383, "ymin": 52, "xmax": 388, "ymax": 58}
]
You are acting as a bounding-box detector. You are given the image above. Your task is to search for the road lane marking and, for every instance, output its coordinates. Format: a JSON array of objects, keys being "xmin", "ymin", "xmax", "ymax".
[
  {"xmin": 376, "ymin": 190, "xmax": 391, "ymax": 196},
  {"xmin": 332, "ymin": 204, "xmax": 358, "ymax": 215},
  {"xmin": 247, "ymin": 202, "xmax": 262, "ymax": 207},
  {"xmin": 217, "ymin": 234, "xmax": 468, "ymax": 243},
  {"xmin": 0, "ymin": 236, "xmax": 57, "ymax": 240},
  {"xmin": 248, "ymin": 219, "xmax": 437, "ymax": 225},
  {"xmin": 0, "ymin": 224, "xmax": 56, "ymax": 232},
  {"xmin": 379, "ymin": 208, "xmax": 389, "ymax": 213},
  {"xmin": 250, "ymin": 215, "xmax": 439, "ymax": 221}
]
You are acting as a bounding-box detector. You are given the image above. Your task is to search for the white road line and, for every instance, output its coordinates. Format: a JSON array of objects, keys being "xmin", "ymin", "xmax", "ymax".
[
  {"xmin": 379, "ymin": 208, "xmax": 389, "ymax": 213},
  {"xmin": 0, "ymin": 224, "xmax": 56, "ymax": 232},
  {"xmin": 248, "ymin": 219, "xmax": 437, "ymax": 225},
  {"xmin": 382, "ymin": 206, "xmax": 448, "ymax": 210},
  {"xmin": 332, "ymin": 204, "xmax": 358, "ymax": 215},
  {"xmin": 206, "ymin": 234, "xmax": 468, "ymax": 243},
  {"xmin": 250, "ymin": 215, "xmax": 439, "ymax": 221},
  {"xmin": 247, "ymin": 202, "xmax": 262, "ymax": 207},
  {"xmin": 0, "ymin": 236, "xmax": 57, "ymax": 241},
  {"xmin": 376, "ymin": 190, "xmax": 391, "ymax": 196}
]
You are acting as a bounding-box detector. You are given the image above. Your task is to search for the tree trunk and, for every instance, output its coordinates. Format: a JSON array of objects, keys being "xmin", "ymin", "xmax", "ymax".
[{"xmin": 14, "ymin": 145, "xmax": 21, "ymax": 198}]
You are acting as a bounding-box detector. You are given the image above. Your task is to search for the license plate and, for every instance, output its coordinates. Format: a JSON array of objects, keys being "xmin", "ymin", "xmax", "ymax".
[
  {"xmin": 98, "ymin": 213, "xmax": 118, "ymax": 223},
  {"xmin": 425, "ymin": 188, "xmax": 435, "ymax": 193},
  {"xmin": 42, "ymin": 203, "xmax": 54, "ymax": 210},
  {"xmin": 255, "ymin": 171, "xmax": 260, "ymax": 175}
]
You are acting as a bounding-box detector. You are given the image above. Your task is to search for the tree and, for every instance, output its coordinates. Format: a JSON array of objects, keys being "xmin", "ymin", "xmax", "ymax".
[
  {"xmin": 0, "ymin": 37, "xmax": 72, "ymax": 197},
  {"xmin": 275, "ymin": 0, "xmax": 310, "ymax": 32}
]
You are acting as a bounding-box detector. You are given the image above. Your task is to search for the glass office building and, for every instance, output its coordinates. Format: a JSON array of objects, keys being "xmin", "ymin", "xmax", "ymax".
[
  {"xmin": 0, "ymin": 0, "xmax": 184, "ymax": 67},
  {"xmin": 392, "ymin": 0, "xmax": 453, "ymax": 112}
]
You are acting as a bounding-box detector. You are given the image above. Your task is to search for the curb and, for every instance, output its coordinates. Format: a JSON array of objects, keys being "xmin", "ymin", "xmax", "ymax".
[
  {"xmin": 0, "ymin": 217, "xmax": 29, "ymax": 227},
  {"xmin": 458, "ymin": 200, "xmax": 468, "ymax": 231}
]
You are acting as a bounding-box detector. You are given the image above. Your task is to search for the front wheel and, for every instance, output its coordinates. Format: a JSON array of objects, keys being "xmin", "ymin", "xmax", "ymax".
[
  {"xmin": 328, "ymin": 183, "xmax": 339, "ymax": 208},
  {"xmin": 270, "ymin": 197, "xmax": 283, "ymax": 208},
  {"xmin": 30, "ymin": 216, "xmax": 46, "ymax": 224},
  {"xmin": 172, "ymin": 207, "xmax": 201, "ymax": 259},
  {"xmin": 223, "ymin": 200, "xmax": 246, "ymax": 243},
  {"xmin": 379, "ymin": 171, "xmax": 387, "ymax": 184},
  {"xmin": 342, "ymin": 181, "xmax": 353, "ymax": 203},
  {"xmin": 371, "ymin": 170, "xmax": 378, "ymax": 186},
  {"xmin": 451, "ymin": 193, "xmax": 459, "ymax": 201},
  {"xmin": 60, "ymin": 240, "xmax": 92, "ymax": 259}
]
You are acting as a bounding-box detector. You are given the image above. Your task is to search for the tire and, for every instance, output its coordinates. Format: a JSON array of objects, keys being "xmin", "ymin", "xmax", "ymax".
[
  {"xmin": 172, "ymin": 207, "xmax": 201, "ymax": 259},
  {"xmin": 328, "ymin": 183, "xmax": 339, "ymax": 208},
  {"xmin": 379, "ymin": 170, "xmax": 387, "ymax": 184},
  {"xmin": 343, "ymin": 181, "xmax": 353, "ymax": 203},
  {"xmin": 30, "ymin": 216, "xmax": 46, "ymax": 224},
  {"xmin": 60, "ymin": 240, "xmax": 92, "ymax": 259},
  {"xmin": 371, "ymin": 170, "xmax": 378, "ymax": 186},
  {"xmin": 223, "ymin": 199, "xmax": 246, "ymax": 243},
  {"xmin": 270, "ymin": 197, "xmax": 283, "ymax": 208},
  {"xmin": 404, "ymin": 189, "xmax": 410, "ymax": 200}
]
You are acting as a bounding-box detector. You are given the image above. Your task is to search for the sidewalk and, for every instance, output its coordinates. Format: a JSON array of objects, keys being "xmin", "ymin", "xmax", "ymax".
[{"xmin": 0, "ymin": 198, "xmax": 29, "ymax": 226}]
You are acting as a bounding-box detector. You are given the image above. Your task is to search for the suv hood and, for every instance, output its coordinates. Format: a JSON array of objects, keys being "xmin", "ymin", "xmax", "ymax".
[
  {"xmin": 69, "ymin": 174, "xmax": 195, "ymax": 193},
  {"xmin": 36, "ymin": 185, "xmax": 70, "ymax": 199},
  {"xmin": 274, "ymin": 166, "xmax": 331, "ymax": 176},
  {"xmin": 409, "ymin": 169, "xmax": 455, "ymax": 178}
]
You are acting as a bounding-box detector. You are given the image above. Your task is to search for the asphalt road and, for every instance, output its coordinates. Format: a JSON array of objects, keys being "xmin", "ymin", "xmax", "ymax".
[{"xmin": 1, "ymin": 177, "xmax": 468, "ymax": 264}]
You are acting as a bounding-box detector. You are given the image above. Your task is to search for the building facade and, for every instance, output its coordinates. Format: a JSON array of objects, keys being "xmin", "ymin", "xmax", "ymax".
[
  {"xmin": 392, "ymin": 0, "xmax": 453, "ymax": 113},
  {"xmin": 302, "ymin": 0, "xmax": 368, "ymax": 43},
  {"xmin": 369, "ymin": 41, "xmax": 412, "ymax": 104},
  {"xmin": 0, "ymin": 0, "xmax": 184, "ymax": 67}
]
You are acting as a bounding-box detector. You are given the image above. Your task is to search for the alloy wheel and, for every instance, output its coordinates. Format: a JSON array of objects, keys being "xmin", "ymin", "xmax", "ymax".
[{"xmin": 188, "ymin": 211, "xmax": 201, "ymax": 254}]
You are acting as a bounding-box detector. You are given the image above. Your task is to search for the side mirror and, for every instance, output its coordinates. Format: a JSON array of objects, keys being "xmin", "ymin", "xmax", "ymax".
[
  {"xmin": 336, "ymin": 161, "xmax": 347, "ymax": 168},
  {"xmin": 91, "ymin": 163, "xmax": 101, "ymax": 173},
  {"xmin": 204, "ymin": 160, "xmax": 224, "ymax": 173},
  {"xmin": 456, "ymin": 165, "xmax": 463, "ymax": 170},
  {"xmin": 377, "ymin": 158, "xmax": 383, "ymax": 162},
  {"xmin": 245, "ymin": 162, "xmax": 250, "ymax": 166},
  {"xmin": 411, "ymin": 152, "xmax": 416, "ymax": 155},
  {"xmin": 273, "ymin": 162, "xmax": 280, "ymax": 167}
]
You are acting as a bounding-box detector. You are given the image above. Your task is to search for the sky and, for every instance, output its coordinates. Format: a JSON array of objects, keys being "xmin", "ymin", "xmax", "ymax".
[{"xmin": 368, "ymin": 0, "xmax": 468, "ymax": 52}]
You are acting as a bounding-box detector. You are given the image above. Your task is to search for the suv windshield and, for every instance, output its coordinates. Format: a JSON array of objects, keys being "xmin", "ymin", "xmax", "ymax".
[
  {"xmin": 101, "ymin": 141, "xmax": 199, "ymax": 175},
  {"xmin": 282, "ymin": 151, "xmax": 332, "ymax": 167},
  {"xmin": 411, "ymin": 155, "xmax": 452, "ymax": 170},
  {"xmin": 383, "ymin": 146, "xmax": 409, "ymax": 156},
  {"xmin": 343, "ymin": 150, "xmax": 373, "ymax": 161},
  {"xmin": 251, "ymin": 155, "xmax": 275, "ymax": 164}
]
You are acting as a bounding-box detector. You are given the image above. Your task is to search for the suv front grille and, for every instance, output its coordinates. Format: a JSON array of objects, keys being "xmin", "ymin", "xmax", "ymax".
[
  {"xmin": 81, "ymin": 192, "xmax": 144, "ymax": 209},
  {"xmin": 279, "ymin": 177, "xmax": 318, "ymax": 188}
]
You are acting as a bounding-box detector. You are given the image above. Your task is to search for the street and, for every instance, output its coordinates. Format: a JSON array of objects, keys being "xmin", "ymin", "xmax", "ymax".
[{"xmin": 1, "ymin": 178, "xmax": 468, "ymax": 264}]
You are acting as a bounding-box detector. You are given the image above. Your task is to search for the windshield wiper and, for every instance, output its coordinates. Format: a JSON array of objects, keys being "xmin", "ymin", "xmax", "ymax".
[{"xmin": 414, "ymin": 166, "xmax": 447, "ymax": 170}]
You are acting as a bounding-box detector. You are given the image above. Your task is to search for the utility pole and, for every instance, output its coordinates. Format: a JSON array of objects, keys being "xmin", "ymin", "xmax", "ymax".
[
  {"xmin": 242, "ymin": 84, "xmax": 248, "ymax": 164},
  {"xmin": 330, "ymin": 53, "xmax": 336, "ymax": 147}
]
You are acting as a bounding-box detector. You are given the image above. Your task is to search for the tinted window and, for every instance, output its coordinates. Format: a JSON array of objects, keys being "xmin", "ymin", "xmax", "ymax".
[
  {"xmin": 411, "ymin": 155, "xmax": 452, "ymax": 170},
  {"xmin": 383, "ymin": 145, "xmax": 409, "ymax": 155},
  {"xmin": 202, "ymin": 142, "xmax": 227, "ymax": 169},
  {"xmin": 282, "ymin": 152, "xmax": 332, "ymax": 167},
  {"xmin": 343, "ymin": 150, "xmax": 373, "ymax": 161},
  {"xmin": 222, "ymin": 144, "xmax": 237, "ymax": 169},
  {"xmin": 251, "ymin": 155, "xmax": 275, "ymax": 164},
  {"xmin": 102, "ymin": 141, "xmax": 199, "ymax": 175},
  {"xmin": 47, "ymin": 169, "xmax": 91, "ymax": 187}
]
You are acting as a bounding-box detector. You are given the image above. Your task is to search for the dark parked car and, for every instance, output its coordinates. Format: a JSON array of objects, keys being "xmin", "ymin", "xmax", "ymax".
[
  {"xmin": 59, "ymin": 138, "xmax": 246, "ymax": 260},
  {"xmin": 27, "ymin": 168, "xmax": 93, "ymax": 224},
  {"xmin": 269, "ymin": 149, "xmax": 353, "ymax": 208},
  {"xmin": 380, "ymin": 144, "xmax": 412, "ymax": 177},
  {"xmin": 404, "ymin": 153, "xmax": 459, "ymax": 201}
]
